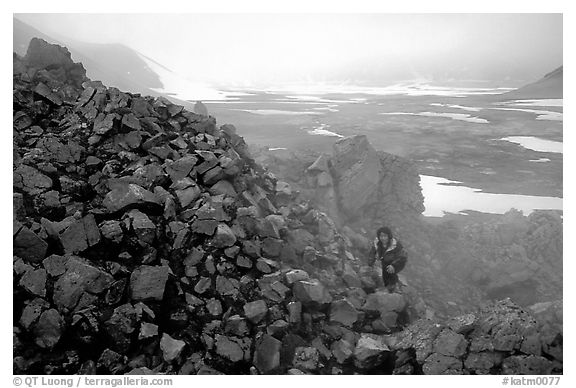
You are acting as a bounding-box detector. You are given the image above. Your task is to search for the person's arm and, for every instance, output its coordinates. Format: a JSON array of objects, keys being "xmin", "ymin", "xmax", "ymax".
[
  {"xmin": 391, "ymin": 254, "xmax": 407, "ymax": 273},
  {"xmin": 390, "ymin": 243, "xmax": 407, "ymax": 272}
]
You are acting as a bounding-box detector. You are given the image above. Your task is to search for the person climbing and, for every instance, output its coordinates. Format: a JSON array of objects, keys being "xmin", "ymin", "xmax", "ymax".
[{"xmin": 368, "ymin": 226, "xmax": 407, "ymax": 292}]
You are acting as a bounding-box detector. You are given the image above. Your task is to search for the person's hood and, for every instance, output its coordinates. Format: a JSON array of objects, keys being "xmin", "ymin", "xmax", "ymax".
[{"xmin": 385, "ymin": 238, "xmax": 397, "ymax": 253}]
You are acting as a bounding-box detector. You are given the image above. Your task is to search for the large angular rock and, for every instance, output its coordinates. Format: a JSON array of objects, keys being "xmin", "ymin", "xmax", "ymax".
[
  {"xmin": 126, "ymin": 210, "xmax": 156, "ymax": 245},
  {"xmin": 292, "ymin": 347, "xmax": 320, "ymax": 371},
  {"xmin": 60, "ymin": 214, "xmax": 101, "ymax": 254},
  {"xmin": 34, "ymin": 309, "xmax": 63, "ymax": 349},
  {"xmin": 501, "ymin": 355, "xmax": 554, "ymax": 375},
  {"xmin": 104, "ymin": 304, "xmax": 138, "ymax": 353},
  {"xmin": 175, "ymin": 185, "xmax": 201, "ymax": 208},
  {"xmin": 253, "ymin": 334, "xmax": 281, "ymax": 374},
  {"xmin": 20, "ymin": 298, "xmax": 50, "ymax": 330},
  {"xmin": 53, "ymin": 256, "xmax": 114, "ymax": 311},
  {"xmin": 19, "ymin": 268, "xmax": 47, "ymax": 297},
  {"xmin": 215, "ymin": 335, "xmax": 250, "ymax": 362},
  {"xmin": 354, "ymin": 334, "xmax": 390, "ymax": 369},
  {"xmin": 194, "ymin": 101, "xmax": 208, "ymax": 116},
  {"xmin": 13, "ymin": 223, "xmax": 48, "ymax": 263},
  {"xmin": 330, "ymin": 299, "xmax": 359, "ymax": 327},
  {"xmin": 130, "ymin": 265, "xmax": 170, "ymax": 302},
  {"xmin": 243, "ymin": 300, "xmax": 268, "ymax": 323},
  {"xmin": 102, "ymin": 183, "xmax": 161, "ymax": 213},
  {"xmin": 211, "ymin": 223, "xmax": 237, "ymax": 248},
  {"xmin": 422, "ymin": 353, "xmax": 463, "ymax": 375},
  {"xmin": 14, "ymin": 164, "xmax": 53, "ymax": 195},
  {"xmin": 330, "ymin": 135, "xmax": 381, "ymax": 216},
  {"xmin": 362, "ymin": 291, "xmax": 407, "ymax": 316},
  {"xmin": 292, "ymin": 280, "xmax": 332, "ymax": 305},
  {"xmin": 160, "ymin": 333, "xmax": 186, "ymax": 362},
  {"xmin": 331, "ymin": 339, "xmax": 354, "ymax": 364},
  {"xmin": 433, "ymin": 329, "xmax": 467, "ymax": 358}
]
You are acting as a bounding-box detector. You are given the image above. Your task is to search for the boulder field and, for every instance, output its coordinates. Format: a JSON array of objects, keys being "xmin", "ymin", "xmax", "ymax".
[{"xmin": 13, "ymin": 38, "xmax": 562, "ymax": 375}]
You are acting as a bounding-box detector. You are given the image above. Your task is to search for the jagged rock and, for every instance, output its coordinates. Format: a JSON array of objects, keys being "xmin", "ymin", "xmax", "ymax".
[
  {"xmin": 104, "ymin": 304, "xmax": 137, "ymax": 353},
  {"xmin": 13, "ymin": 165, "xmax": 54, "ymax": 196},
  {"xmin": 60, "ymin": 214, "xmax": 101, "ymax": 254},
  {"xmin": 20, "ymin": 298, "xmax": 50, "ymax": 330},
  {"xmin": 331, "ymin": 339, "xmax": 354, "ymax": 363},
  {"xmin": 446, "ymin": 313, "xmax": 477, "ymax": 334},
  {"xmin": 225, "ymin": 316, "xmax": 250, "ymax": 337},
  {"xmin": 236, "ymin": 256, "xmax": 253, "ymax": 268},
  {"xmin": 121, "ymin": 113, "xmax": 141, "ymax": 131},
  {"xmin": 42, "ymin": 254, "xmax": 67, "ymax": 277},
  {"xmin": 422, "ymin": 353, "xmax": 463, "ymax": 374},
  {"xmin": 13, "ymin": 223, "xmax": 48, "ymax": 263},
  {"xmin": 216, "ymin": 275, "xmax": 239, "ymax": 297},
  {"xmin": 102, "ymin": 183, "xmax": 161, "ymax": 213},
  {"xmin": 502, "ymin": 355, "xmax": 554, "ymax": 375},
  {"xmin": 267, "ymin": 319, "xmax": 290, "ymax": 337},
  {"xmin": 293, "ymin": 347, "xmax": 321, "ymax": 371},
  {"xmin": 93, "ymin": 113, "xmax": 116, "ymax": 135},
  {"xmin": 286, "ymin": 229, "xmax": 315, "ymax": 254},
  {"xmin": 210, "ymin": 180, "xmax": 237, "ymax": 197},
  {"xmin": 139, "ymin": 323, "xmax": 158, "ymax": 340},
  {"xmin": 287, "ymin": 301, "xmax": 302, "ymax": 324},
  {"xmin": 215, "ymin": 335, "xmax": 250, "ymax": 362},
  {"xmin": 433, "ymin": 329, "xmax": 467, "ymax": 358},
  {"xmin": 285, "ymin": 269, "xmax": 310, "ymax": 284},
  {"xmin": 254, "ymin": 334, "xmax": 281, "ymax": 374},
  {"xmin": 126, "ymin": 210, "xmax": 156, "ymax": 245},
  {"xmin": 19, "ymin": 268, "xmax": 47, "ymax": 297},
  {"xmin": 242, "ymin": 240, "xmax": 261, "ymax": 258},
  {"xmin": 194, "ymin": 101, "xmax": 208, "ymax": 116},
  {"xmin": 175, "ymin": 185, "xmax": 201, "ymax": 208},
  {"xmin": 206, "ymin": 298, "xmax": 223, "ymax": 316},
  {"xmin": 130, "ymin": 265, "xmax": 169, "ymax": 301},
  {"xmin": 211, "ymin": 223, "xmax": 237, "ymax": 248},
  {"xmin": 262, "ymin": 238, "xmax": 283, "ymax": 257},
  {"xmin": 165, "ymin": 155, "xmax": 197, "ymax": 181},
  {"xmin": 293, "ymin": 280, "xmax": 332, "ymax": 305},
  {"xmin": 53, "ymin": 256, "xmax": 114, "ymax": 311},
  {"xmin": 34, "ymin": 309, "xmax": 63, "ymax": 349},
  {"xmin": 330, "ymin": 299, "xmax": 359, "ymax": 327},
  {"xmin": 353, "ymin": 334, "xmax": 390, "ymax": 369},
  {"xmin": 389, "ymin": 319, "xmax": 443, "ymax": 363},
  {"xmin": 24, "ymin": 38, "xmax": 86, "ymax": 82},
  {"xmin": 194, "ymin": 277, "xmax": 211, "ymax": 294},
  {"xmin": 160, "ymin": 333, "xmax": 186, "ymax": 363},
  {"xmin": 362, "ymin": 291, "xmax": 406, "ymax": 316},
  {"xmin": 243, "ymin": 300, "xmax": 268, "ymax": 323},
  {"xmin": 464, "ymin": 352, "xmax": 501, "ymax": 374},
  {"xmin": 99, "ymin": 220, "xmax": 124, "ymax": 243},
  {"xmin": 97, "ymin": 349, "xmax": 127, "ymax": 374},
  {"xmin": 330, "ymin": 135, "xmax": 382, "ymax": 216}
]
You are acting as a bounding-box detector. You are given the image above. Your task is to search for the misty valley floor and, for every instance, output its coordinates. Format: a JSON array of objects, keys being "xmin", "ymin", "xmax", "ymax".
[{"xmin": 204, "ymin": 91, "xmax": 562, "ymax": 215}]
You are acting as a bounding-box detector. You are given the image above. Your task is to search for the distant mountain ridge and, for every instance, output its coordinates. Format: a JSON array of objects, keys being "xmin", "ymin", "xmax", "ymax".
[
  {"xmin": 503, "ymin": 66, "xmax": 563, "ymax": 99},
  {"xmin": 14, "ymin": 18, "xmax": 168, "ymax": 99}
]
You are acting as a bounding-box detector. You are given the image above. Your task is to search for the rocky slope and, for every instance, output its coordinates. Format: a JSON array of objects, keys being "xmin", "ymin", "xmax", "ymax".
[{"xmin": 13, "ymin": 38, "xmax": 562, "ymax": 375}]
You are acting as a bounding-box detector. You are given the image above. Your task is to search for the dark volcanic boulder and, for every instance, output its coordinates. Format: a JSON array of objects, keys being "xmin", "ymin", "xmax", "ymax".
[{"xmin": 129, "ymin": 265, "xmax": 170, "ymax": 302}]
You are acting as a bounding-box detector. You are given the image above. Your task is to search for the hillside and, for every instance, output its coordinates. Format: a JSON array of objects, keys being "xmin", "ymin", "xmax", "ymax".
[
  {"xmin": 13, "ymin": 38, "xmax": 562, "ymax": 375},
  {"xmin": 502, "ymin": 66, "xmax": 563, "ymax": 99}
]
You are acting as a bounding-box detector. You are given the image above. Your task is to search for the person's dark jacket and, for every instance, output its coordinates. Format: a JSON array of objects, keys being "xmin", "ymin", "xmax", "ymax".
[{"xmin": 368, "ymin": 238, "xmax": 407, "ymax": 274}]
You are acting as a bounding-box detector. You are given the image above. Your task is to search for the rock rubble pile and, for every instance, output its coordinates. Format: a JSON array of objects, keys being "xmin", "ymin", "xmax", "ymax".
[{"xmin": 13, "ymin": 38, "xmax": 562, "ymax": 375}]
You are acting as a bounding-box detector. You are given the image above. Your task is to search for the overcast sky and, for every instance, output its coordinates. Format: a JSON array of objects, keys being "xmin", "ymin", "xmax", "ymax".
[{"xmin": 15, "ymin": 13, "xmax": 562, "ymax": 87}]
